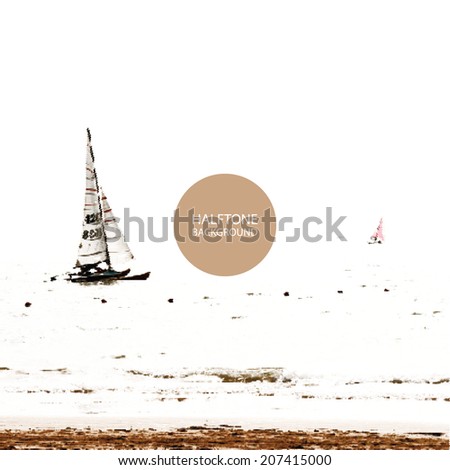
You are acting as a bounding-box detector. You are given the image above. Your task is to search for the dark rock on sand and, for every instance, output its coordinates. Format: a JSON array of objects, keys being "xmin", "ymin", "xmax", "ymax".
[
  {"xmin": 101, "ymin": 299, "xmax": 107, "ymax": 304},
  {"xmin": 25, "ymin": 302, "xmax": 32, "ymax": 308},
  {"xmin": 283, "ymin": 292, "xmax": 289, "ymax": 297}
]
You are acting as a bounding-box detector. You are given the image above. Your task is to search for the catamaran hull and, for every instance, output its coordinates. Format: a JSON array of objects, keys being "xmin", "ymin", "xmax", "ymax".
[
  {"xmin": 68, "ymin": 270, "xmax": 151, "ymax": 283},
  {"xmin": 68, "ymin": 269, "xmax": 131, "ymax": 283},
  {"xmin": 119, "ymin": 272, "xmax": 151, "ymax": 281}
]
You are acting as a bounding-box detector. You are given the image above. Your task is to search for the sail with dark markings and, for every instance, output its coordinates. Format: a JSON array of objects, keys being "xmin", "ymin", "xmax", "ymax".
[{"xmin": 76, "ymin": 132, "xmax": 109, "ymax": 267}]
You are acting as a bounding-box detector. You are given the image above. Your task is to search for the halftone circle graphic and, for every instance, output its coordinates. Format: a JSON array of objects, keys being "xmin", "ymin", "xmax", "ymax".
[{"xmin": 174, "ymin": 174, "xmax": 276, "ymax": 276}]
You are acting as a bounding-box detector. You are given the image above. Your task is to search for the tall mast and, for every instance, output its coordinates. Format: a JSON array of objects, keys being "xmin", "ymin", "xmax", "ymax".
[{"xmin": 87, "ymin": 128, "xmax": 111, "ymax": 269}]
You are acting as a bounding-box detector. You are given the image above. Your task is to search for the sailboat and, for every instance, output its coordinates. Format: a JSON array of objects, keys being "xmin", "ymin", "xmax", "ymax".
[
  {"xmin": 67, "ymin": 129, "xmax": 150, "ymax": 282},
  {"xmin": 368, "ymin": 217, "xmax": 384, "ymax": 244}
]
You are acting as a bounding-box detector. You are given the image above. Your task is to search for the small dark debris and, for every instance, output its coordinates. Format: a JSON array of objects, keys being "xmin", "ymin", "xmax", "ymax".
[
  {"xmin": 25, "ymin": 302, "xmax": 32, "ymax": 308},
  {"xmin": 127, "ymin": 370, "xmax": 151, "ymax": 376},
  {"xmin": 390, "ymin": 378, "xmax": 403, "ymax": 384},
  {"xmin": 384, "ymin": 288, "xmax": 390, "ymax": 292},
  {"xmin": 101, "ymin": 299, "xmax": 107, "ymax": 304},
  {"xmin": 283, "ymin": 291, "xmax": 289, "ymax": 296},
  {"xmin": 431, "ymin": 378, "xmax": 449, "ymax": 384},
  {"xmin": 41, "ymin": 368, "xmax": 68, "ymax": 374},
  {"xmin": 168, "ymin": 298, "xmax": 174, "ymax": 303},
  {"xmin": 337, "ymin": 290, "xmax": 343, "ymax": 294}
]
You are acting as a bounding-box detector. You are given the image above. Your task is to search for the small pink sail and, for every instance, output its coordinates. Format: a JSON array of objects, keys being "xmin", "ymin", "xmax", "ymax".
[{"xmin": 369, "ymin": 218, "xmax": 384, "ymax": 244}]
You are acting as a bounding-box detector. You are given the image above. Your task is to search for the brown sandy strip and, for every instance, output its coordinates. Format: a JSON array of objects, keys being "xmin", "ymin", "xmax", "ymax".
[{"xmin": 0, "ymin": 428, "xmax": 448, "ymax": 450}]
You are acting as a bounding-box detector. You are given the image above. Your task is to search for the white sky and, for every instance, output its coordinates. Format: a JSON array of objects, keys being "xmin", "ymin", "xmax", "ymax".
[{"xmin": 0, "ymin": 1, "xmax": 449, "ymax": 280}]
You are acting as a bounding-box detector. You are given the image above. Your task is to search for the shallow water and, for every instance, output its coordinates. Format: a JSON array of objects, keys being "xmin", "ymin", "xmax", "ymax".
[{"xmin": 0, "ymin": 259, "xmax": 448, "ymax": 433}]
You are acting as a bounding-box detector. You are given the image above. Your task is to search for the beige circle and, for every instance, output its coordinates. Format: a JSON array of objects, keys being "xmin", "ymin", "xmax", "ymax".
[{"xmin": 174, "ymin": 174, "xmax": 276, "ymax": 276}]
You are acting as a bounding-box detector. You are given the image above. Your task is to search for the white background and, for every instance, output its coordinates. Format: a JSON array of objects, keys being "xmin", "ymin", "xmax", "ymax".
[
  {"xmin": 0, "ymin": 0, "xmax": 448, "ymax": 280},
  {"xmin": 0, "ymin": 6, "xmax": 449, "ymax": 465}
]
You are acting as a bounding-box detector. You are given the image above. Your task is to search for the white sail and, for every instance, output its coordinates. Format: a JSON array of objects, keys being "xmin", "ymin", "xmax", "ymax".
[
  {"xmin": 75, "ymin": 131, "xmax": 109, "ymax": 267},
  {"xmin": 101, "ymin": 189, "xmax": 134, "ymax": 266}
]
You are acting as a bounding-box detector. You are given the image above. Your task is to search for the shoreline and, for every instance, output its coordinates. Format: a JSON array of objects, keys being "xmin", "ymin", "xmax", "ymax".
[
  {"xmin": 0, "ymin": 427, "xmax": 448, "ymax": 450},
  {"xmin": 1, "ymin": 402, "xmax": 448, "ymax": 435}
]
